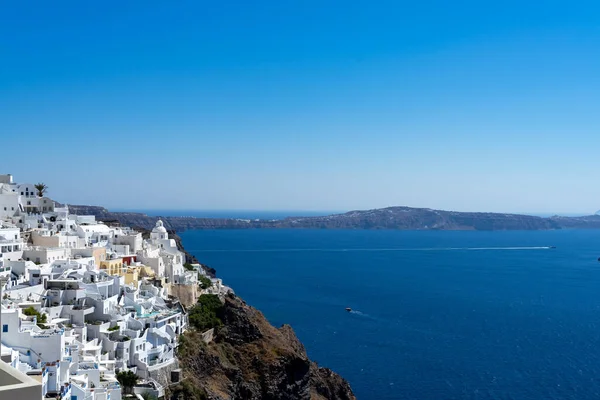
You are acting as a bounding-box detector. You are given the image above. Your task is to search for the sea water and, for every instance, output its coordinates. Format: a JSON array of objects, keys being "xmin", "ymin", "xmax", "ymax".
[{"xmin": 179, "ymin": 229, "xmax": 600, "ymax": 400}]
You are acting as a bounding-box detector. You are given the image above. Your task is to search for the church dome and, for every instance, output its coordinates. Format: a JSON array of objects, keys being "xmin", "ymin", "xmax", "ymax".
[{"xmin": 153, "ymin": 220, "xmax": 167, "ymax": 233}]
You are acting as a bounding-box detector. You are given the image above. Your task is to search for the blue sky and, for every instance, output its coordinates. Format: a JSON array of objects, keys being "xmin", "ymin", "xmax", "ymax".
[{"xmin": 2, "ymin": 1, "xmax": 600, "ymax": 213}]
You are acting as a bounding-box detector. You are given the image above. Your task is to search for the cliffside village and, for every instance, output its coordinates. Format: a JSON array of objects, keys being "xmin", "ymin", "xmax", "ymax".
[{"xmin": 0, "ymin": 174, "xmax": 229, "ymax": 400}]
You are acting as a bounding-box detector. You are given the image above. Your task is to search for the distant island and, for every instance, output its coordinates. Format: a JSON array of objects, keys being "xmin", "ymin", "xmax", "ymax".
[{"xmin": 61, "ymin": 204, "xmax": 600, "ymax": 231}]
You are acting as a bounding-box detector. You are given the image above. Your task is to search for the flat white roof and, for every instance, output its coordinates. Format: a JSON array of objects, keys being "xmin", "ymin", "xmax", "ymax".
[{"xmin": 0, "ymin": 359, "xmax": 41, "ymax": 394}]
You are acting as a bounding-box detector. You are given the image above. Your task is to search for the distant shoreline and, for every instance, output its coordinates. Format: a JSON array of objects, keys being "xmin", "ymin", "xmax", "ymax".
[
  {"xmin": 61, "ymin": 204, "xmax": 600, "ymax": 232},
  {"xmin": 109, "ymin": 209, "xmax": 339, "ymax": 220}
]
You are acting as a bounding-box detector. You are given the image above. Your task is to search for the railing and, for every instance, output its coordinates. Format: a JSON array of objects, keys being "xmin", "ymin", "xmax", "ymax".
[
  {"xmin": 78, "ymin": 362, "xmax": 99, "ymax": 370},
  {"xmin": 0, "ymin": 238, "xmax": 23, "ymax": 244},
  {"xmin": 146, "ymin": 347, "xmax": 162, "ymax": 355},
  {"xmin": 9, "ymin": 345, "xmax": 43, "ymax": 365},
  {"xmin": 60, "ymin": 383, "xmax": 71, "ymax": 397}
]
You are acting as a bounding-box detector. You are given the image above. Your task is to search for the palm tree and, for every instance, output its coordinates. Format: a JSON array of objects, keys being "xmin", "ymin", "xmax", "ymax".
[
  {"xmin": 34, "ymin": 183, "xmax": 48, "ymax": 197},
  {"xmin": 116, "ymin": 370, "xmax": 139, "ymax": 395}
]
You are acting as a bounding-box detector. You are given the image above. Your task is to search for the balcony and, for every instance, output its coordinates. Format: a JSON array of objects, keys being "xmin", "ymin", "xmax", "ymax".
[{"xmin": 78, "ymin": 362, "xmax": 99, "ymax": 371}]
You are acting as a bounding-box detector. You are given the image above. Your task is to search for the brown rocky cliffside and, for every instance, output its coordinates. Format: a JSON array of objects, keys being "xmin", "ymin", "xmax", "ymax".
[{"xmin": 172, "ymin": 295, "xmax": 356, "ymax": 400}]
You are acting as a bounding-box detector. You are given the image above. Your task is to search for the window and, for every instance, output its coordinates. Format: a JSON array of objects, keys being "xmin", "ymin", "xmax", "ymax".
[
  {"xmin": 20, "ymin": 192, "xmax": 23, "ymax": 195},
  {"xmin": 11, "ymin": 207, "xmax": 14, "ymax": 210},
  {"xmin": 2, "ymin": 325, "xmax": 7, "ymax": 333}
]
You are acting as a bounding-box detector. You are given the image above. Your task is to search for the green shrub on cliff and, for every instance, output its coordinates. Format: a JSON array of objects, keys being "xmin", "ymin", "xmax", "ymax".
[
  {"xmin": 198, "ymin": 275, "xmax": 212, "ymax": 290},
  {"xmin": 170, "ymin": 379, "xmax": 209, "ymax": 400},
  {"xmin": 184, "ymin": 263, "xmax": 194, "ymax": 271},
  {"xmin": 188, "ymin": 294, "xmax": 223, "ymax": 331},
  {"xmin": 23, "ymin": 307, "xmax": 47, "ymax": 328}
]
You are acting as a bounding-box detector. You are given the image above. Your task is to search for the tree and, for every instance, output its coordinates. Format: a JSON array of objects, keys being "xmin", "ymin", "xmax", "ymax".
[
  {"xmin": 34, "ymin": 183, "xmax": 48, "ymax": 197},
  {"xmin": 116, "ymin": 370, "xmax": 139, "ymax": 394}
]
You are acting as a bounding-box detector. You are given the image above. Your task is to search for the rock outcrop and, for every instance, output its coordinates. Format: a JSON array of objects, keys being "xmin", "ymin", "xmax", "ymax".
[{"xmin": 172, "ymin": 295, "xmax": 356, "ymax": 400}]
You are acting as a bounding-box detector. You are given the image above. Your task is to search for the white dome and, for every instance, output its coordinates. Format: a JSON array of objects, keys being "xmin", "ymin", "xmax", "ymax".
[{"xmin": 153, "ymin": 220, "xmax": 167, "ymax": 233}]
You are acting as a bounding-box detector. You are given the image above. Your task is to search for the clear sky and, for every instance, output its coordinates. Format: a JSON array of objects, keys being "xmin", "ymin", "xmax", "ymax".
[{"xmin": 2, "ymin": 1, "xmax": 600, "ymax": 213}]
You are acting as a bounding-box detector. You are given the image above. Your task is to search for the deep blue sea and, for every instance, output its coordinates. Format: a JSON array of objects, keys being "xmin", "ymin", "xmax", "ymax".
[{"xmin": 179, "ymin": 229, "xmax": 600, "ymax": 400}]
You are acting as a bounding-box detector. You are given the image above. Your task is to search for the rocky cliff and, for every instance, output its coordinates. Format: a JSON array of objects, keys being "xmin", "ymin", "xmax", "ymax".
[
  {"xmin": 172, "ymin": 295, "xmax": 356, "ymax": 400},
  {"xmin": 118, "ymin": 216, "xmax": 355, "ymax": 399}
]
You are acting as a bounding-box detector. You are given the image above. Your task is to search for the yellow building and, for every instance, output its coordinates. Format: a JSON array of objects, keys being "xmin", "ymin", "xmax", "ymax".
[
  {"xmin": 139, "ymin": 266, "xmax": 156, "ymax": 278},
  {"xmin": 92, "ymin": 247, "xmax": 107, "ymax": 266},
  {"xmin": 99, "ymin": 259, "xmax": 147, "ymax": 288},
  {"xmin": 123, "ymin": 266, "xmax": 141, "ymax": 288},
  {"xmin": 99, "ymin": 258, "xmax": 124, "ymax": 276}
]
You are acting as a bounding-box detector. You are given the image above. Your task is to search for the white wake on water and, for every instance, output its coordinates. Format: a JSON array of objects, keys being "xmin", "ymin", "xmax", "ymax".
[
  {"xmin": 348, "ymin": 310, "xmax": 375, "ymax": 319},
  {"xmin": 193, "ymin": 246, "xmax": 554, "ymax": 253}
]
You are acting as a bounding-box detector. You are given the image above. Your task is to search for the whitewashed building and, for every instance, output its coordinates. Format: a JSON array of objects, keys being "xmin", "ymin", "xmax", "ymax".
[
  {"xmin": 0, "ymin": 223, "xmax": 24, "ymax": 261},
  {"xmin": 0, "ymin": 173, "xmax": 222, "ymax": 400}
]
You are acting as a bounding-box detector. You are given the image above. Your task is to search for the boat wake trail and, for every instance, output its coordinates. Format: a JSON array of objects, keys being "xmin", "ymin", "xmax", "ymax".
[
  {"xmin": 348, "ymin": 310, "xmax": 375, "ymax": 319},
  {"xmin": 193, "ymin": 246, "xmax": 554, "ymax": 253}
]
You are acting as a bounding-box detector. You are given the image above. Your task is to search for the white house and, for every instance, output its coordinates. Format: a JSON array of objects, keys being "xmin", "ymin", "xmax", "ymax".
[
  {"xmin": 76, "ymin": 223, "xmax": 112, "ymax": 247},
  {"xmin": 0, "ymin": 223, "xmax": 24, "ymax": 261},
  {"xmin": 0, "ymin": 184, "xmax": 21, "ymax": 219},
  {"xmin": 144, "ymin": 220, "xmax": 186, "ymax": 283},
  {"xmin": 0, "ymin": 259, "xmax": 44, "ymax": 399},
  {"xmin": 31, "ymin": 230, "xmax": 82, "ymax": 249},
  {"xmin": 0, "ymin": 175, "xmax": 55, "ymax": 218},
  {"xmin": 1, "ymin": 307, "xmax": 66, "ymax": 368},
  {"xmin": 22, "ymin": 246, "xmax": 70, "ymax": 264}
]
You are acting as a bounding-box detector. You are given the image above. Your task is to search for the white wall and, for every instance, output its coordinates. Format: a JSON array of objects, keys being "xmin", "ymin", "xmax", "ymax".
[
  {"xmin": 32, "ymin": 232, "xmax": 79, "ymax": 249},
  {"xmin": 0, "ymin": 194, "xmax": 20, "ymax": 218},
  {"xmin": 23, "ymin": 247, "xmax": 70, "ymax": 264},
  {"xmin": 114, "ymin": 233, "xmax": 142, "ymax": 253},
  {"xmin": 0, "ymin": 227, "xmax": 24, "ymax": 261},
  {"xmin": 0, "ymin": 175, "xmax": 13, "ymax": 184},
  {"xmin": 0, "ymin": 361, "xmax": 42, "ymax": 400},
  {"xmin": 0, "ymin": 310, "xmax": 65, "ymax": 365}
]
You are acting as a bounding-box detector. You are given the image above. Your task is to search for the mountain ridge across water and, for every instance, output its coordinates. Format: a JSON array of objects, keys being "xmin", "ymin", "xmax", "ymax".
[{"xmin": 58, "ymin": 204, "xmax": 600, "ymax": 231}]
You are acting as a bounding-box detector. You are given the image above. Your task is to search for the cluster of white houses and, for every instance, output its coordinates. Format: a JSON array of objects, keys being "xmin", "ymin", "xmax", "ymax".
[{"xmin": 0, "ymin": 174, "xmax": 227, "ymax": 400}]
